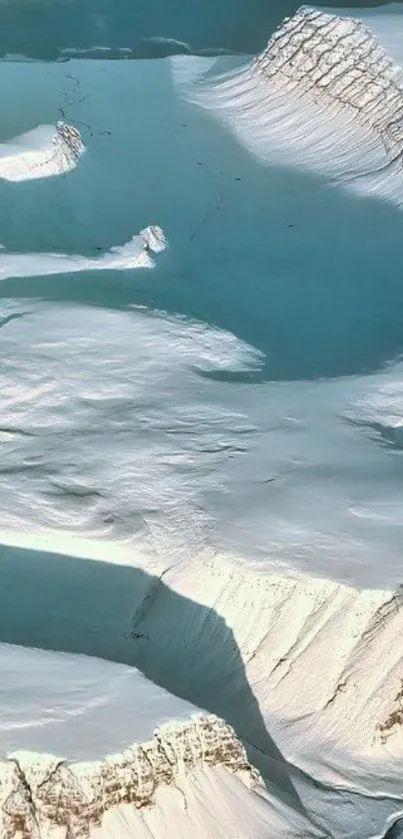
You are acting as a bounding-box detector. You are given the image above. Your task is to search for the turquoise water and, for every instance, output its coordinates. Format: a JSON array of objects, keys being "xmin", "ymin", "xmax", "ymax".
[
  {"xmin": 0, "ymin": 11, "xmax": 402, "ymax": 839},
  {"xmin": 0, "ymin": 0, "xmax": 393, "ymax": 59},
  {"xmin": 0, "ymin": 49, "xmax": 402, "ymax": 591}
]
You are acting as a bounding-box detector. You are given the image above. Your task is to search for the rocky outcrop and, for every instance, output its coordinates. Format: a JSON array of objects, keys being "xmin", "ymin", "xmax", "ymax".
[{"xmin": 0, "ymin": 715, "xmax": 258, "ymax": 839}]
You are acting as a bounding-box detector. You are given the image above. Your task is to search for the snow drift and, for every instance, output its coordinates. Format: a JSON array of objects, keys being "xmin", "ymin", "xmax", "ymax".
[
  {"xmin": 0, "ymin": 225, "xmax": 167, "ymax": 280},
  {"xmin": 0, "ymin": 123, "xmax": 84, "ymax": 181},
  {"xmin": 176, "ymin": 5, "xmax": 403, "ymax": 204}
]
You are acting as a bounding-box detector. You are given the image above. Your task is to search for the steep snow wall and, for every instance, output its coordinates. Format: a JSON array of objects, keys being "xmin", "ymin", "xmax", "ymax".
[
  {"xmin": 163, "ymin": 559, "xmax": 403, "ymax": 776},
  {"xmin": 0, "ymin": 646, "xmax": 323, "ymax": 839},
  {"xmin": 0, "ymin": 715, "xmax": 263, "ymax": 839},
  {"xmin": 1, "ymin": 542, "xmax": 403, "ymax": 798},
  {"xmin": 0, "ymin": 122, "xmax": 84, "ymax": 181},
  {"xmin": 179, "ymin": 5, "xmax": 403, "ymax": 205}
]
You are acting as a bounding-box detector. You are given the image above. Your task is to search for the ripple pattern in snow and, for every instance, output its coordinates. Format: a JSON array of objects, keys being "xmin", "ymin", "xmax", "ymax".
[
  {"xmin": 178, "ymin": 6, "xmax": 403, "ymax": 204},
  {"xmin": 254, "ymin": 6, "xmax": 403, "ymax": 168}
]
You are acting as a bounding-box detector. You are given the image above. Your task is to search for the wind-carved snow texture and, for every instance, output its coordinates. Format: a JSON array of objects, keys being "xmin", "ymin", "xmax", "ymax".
[
  {"xmin": 0, "ymin": 716, "xmax": 255, "ymax": 838},
  {"xmin": 253, "ymin": 7, "xmax": 403, "ymax": 175},
  {"xmin": 0, "ymin": 122, "xmax": 85, "ymax": 182},
  {"xmin": 54, "ymin": 121, "xmax": 85, "ymax": 166},
  {"xmin": 178, "ymin": 6, "xmax": 403, "ymax": 204}
]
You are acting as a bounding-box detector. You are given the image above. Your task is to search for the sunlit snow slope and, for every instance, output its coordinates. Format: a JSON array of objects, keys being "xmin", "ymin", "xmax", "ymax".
[
  {"xmin": 1, "ymin": 4, "xmax": 403, "ymax": 839},
  {"xmin": 0, "ymin": 645, "xmax": 283, "ymax": 839}
]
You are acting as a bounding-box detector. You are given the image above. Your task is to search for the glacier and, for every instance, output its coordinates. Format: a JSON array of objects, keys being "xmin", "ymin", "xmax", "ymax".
[{"xmin": 0, "ymin": 2, "xmax": 403, "ymax": 838}]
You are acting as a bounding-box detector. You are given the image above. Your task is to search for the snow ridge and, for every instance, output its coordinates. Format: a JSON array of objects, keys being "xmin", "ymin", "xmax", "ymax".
[
  {"xmin": 253, "ymin": 6, "xmax": 403, "ymax": 171},
  {"xmin": 0, "ymin": 122, "xmax": 85, "ymax": 182},
  {"xmin": 177, "ymin": 6, "xmax": 403, "ymax": 203},
  {"xmin": 0, "ymin": 715, "xmax": 257, "ymax": 838}
]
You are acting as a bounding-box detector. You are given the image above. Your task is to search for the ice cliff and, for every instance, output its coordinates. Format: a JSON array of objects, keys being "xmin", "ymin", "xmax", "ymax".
[
  {"xmin": 0, "ymin": 715, "xmax": 259, "ymax": 839},
  {"xmin": 181, "ymin": 5, "xmax": 403, "ymax": 203}
]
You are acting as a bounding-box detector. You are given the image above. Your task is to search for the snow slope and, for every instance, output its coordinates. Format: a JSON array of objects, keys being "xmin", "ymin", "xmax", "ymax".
[
  {"xmin": 1, "ymin": 542, "xmax": 403, "ymax": 834},
  {"xmin": 0, "ymin": 123, "xmax": 84, "ymax": 181},
  {"xmin": 176, "ymin": 5, "xmax": 403, "ymax": 206},
  {"xmin": 0, "ymin": 5, "xmax": 403, "ymax": 839},
  {"xmin": 0, "ymin": 645, "xmax": 319, "ymax": 839}
]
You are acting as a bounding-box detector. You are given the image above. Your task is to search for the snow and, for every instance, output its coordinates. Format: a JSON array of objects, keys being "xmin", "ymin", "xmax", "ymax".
[
  {"xmin": 176, "ymin": 6, "xmax": 403, "ymax": 207},
  {"xmin": 1, "ymin": 4, "xmax": 403, "ymax": 837},
  {"xmin": 0, "ymin": 224, "xmax": 167, "ymax": 281},
  {"xmin": 0, "ymin": 645, "xmax": 308, "ymax": 839},
  {"xmin": 0, "ymin": 644, "xmax": 198, "ymax": 760},
  {"xmin": 0, "ymin": 123, "xmax": 85, "ymax": 181}
]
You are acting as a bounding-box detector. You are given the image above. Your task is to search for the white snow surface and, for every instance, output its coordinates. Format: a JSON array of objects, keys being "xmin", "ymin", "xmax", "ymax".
[
  {"xmin": 0, "ymin": 223, "xmax": 167, "ymax": 280},
  {"xmin": 0, "ymin": 645, "xmax": 314, "ymax": 839},
  {"xmin": 0, "ymin": 644, "xmax": 198, "ymax": 759},
  {"xmin": 174, "ymin": 5, "xmax": 403, "ymax": 206},
  {"xmin": 1, "ymin": 7, "xmax": 403, "ymax": 839},
  {"xmin": 0, "ymin": 122, "xmax": 85, "ymax": 181}
]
